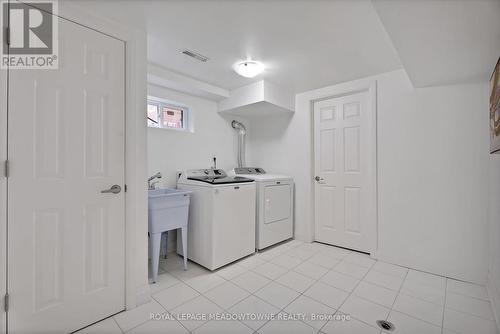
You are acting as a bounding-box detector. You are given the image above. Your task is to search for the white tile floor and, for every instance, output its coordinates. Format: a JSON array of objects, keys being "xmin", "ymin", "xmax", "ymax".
[{"xmin": 79, "ymin": 240, "xmax": 499, "ymax": 334}]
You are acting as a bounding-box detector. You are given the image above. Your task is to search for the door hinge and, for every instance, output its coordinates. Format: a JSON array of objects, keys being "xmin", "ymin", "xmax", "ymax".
[
  {"xmin": 4, "ymin": 293, "xmax": 9, "ymax": 312},
  {"xmin": 4, "ymin": 160, "xmax": 9, "ymax": 178}
]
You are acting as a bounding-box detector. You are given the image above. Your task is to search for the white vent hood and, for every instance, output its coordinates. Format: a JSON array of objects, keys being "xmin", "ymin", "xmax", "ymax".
[{"xmin": 218, "ymin": 80, "xmax": 295, "ymax": 116}]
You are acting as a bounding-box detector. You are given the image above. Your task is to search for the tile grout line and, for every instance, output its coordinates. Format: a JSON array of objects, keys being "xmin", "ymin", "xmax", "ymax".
[
  {"xmin": 445, "ymin": 304, "xmax": 497, "ymax": 321},
  {"xmin": 319, "ymin": 265, "xmax": 407, "ymax": 319},
  {"xmin": 248, "ymin": 247, "xmax": 324, "ymax": 332},
  {"xmin": 394, "ymin": 271, "xmax": 455, "ymax": 330},
  {"xmin": 157, "ymin": 244, "xmax": 411, "ymax": 333},
  {"xmin": 441, "ymin": 278, "xmax": 447, "ymax": 334},
  {"xmin": 224, "ymin": 292, "xmax": 274, "ymax": 333},
  {"xmin": 246, "ymin": 243, "xmax": 352, "ymax": 332},
  {"xmin": 446, "ymin": 289, "xmax": 492, "ymax": 302},
  {"xmin": 119, "ymin": 292, "xmax": 191, "ymax": 334},
  {"xmin": 86, "ymin": 247, "xmax": 360, "ymax": 334},
  {"xmin": 387, "ymin": 267, "xmax": 409, "ymax": 317},
  {"xmin": 150, "ymin": 283, "xmax": 201, "ymax": 334},
  {"xmin": 367, "ymin": 271, "xmax": 495, "ymax": 326},
  {"xmin": 274, "ymin": 246, "xmax": 353, "ymax": 332},
  {"xmin": 235, "ymin": 256, "xmax": 301, "ymax": 332},
  {"xmin": 317, "ymin": 258, "xmax": 377, "ymax": 333},
  {"xmin": 150, "ymin": 279, "xmax": 183, "ymax": 296},
  {"xmin": 113, "ymin": 316, "xmax": 127, "ymax": 333},
  {"xmin": 395, "ymin": 286, "xmax": 449, "ymax": 311},
  {"xmin": 161, "ymin": 272, "xmax": 240, "ymax": 333},
  {"xmin": 383, "ymin": 281, "xmax": 450, "ymax": 331},
  {"xmin": 101, "ymin": 241, "xmax": 496, "ymax": 334},
  {"xmin": 379, "ymin": 266, "xmax": 410, "ymax": 334},
  {"xmin": 174, "ymin": 243, "xmax": 303, "ymax": 333},
  {"xmin": 155, "ymin": 294, "xmax": 193, "ymax": 334},
  {"xmin": 361, "ymin": 268, "xmax": 407, "ymax": 291},
  {"xmin": 111, "ymin": 317, "xmax": 125, "ymax": 334},
  {"xmin": 160, "ymin": 243, "xmax": 455, "ymax": 334}
]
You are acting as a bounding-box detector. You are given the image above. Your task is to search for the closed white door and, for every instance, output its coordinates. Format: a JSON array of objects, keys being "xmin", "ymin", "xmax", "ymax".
[
  {"xmin": 7, "ymin": 16, "xmax": 125, "ymax": 333},
  {"xmin": 313, "ymin": 91, "xmax": 376, "ymax": 253}
]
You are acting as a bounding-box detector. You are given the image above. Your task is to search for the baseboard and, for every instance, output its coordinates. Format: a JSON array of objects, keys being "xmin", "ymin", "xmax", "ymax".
[{"xmin": 487, "ymin": 272, "xmax": 500, "ymax": 333}]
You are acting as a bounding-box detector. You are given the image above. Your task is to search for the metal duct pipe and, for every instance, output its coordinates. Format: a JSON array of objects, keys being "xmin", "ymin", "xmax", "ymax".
[{"xmin": 231, "ymin": 120, "xmax": 246, "ymax": 168}]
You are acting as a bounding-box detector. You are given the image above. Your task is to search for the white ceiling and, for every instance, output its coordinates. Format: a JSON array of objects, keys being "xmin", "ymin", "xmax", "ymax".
[
  {"xmin": 146, "ymin": 0, "xmax": 402, "ymax": 93},
  {"xmin": 71, "ymin": 0, "xmax": 500, "ymax": 92},
  {"xmin": 373, "ymin": 0, "xmax": 500, "ymax": 87}
]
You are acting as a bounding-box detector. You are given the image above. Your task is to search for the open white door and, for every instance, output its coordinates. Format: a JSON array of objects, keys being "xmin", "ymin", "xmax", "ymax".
[
  {"xmin": 7, "ymin": 16, "xmax": 125, "ymax": 333},
  {"xmin": 313, "ymin": 91, "xmax": 376, "ymax": 253}
]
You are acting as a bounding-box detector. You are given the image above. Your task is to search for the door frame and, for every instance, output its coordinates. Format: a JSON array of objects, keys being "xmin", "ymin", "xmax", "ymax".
[
  {"xmin": 0, "ymin": 26, "xmax": 6, "ymax": 334},
  {"xmin": 0, "ymin": 3, "xmax": 149, "ymax": 331},
  {"xmin": 310, "ymin": 79, "xmax": 378, "ymax": 255}
]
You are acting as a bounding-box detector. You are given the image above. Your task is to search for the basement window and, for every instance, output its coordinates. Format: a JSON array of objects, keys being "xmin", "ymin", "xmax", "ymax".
[{"xmin": 147, "ymin": 99, "xmax": 189, "ymax": 131}]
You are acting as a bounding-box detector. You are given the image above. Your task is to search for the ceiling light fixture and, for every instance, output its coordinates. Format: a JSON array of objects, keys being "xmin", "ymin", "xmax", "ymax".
[{"xmin": 234, "ymin": 60, "xmax": 264, "ymax": 78}]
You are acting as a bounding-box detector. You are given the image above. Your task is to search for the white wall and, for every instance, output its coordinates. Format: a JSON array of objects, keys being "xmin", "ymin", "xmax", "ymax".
[
  {"xmin": 147, "ymin": 84, "xmax": 248, "ymax": 252},
  {"xmin": 127, "ymin": 31, "xmax": 149, "ymax": 307},
  {"xmin": 247, "ymin": 69, "xmax": 490, "ymax": 284},
  {"xmin": 489, "ymin": 154, "xmax": 500, "ymax": 327},
  {"xmin": 376, "ymin": 71, "xmax": 490, "ymax": 284},
  {"xmin": 147, "ymin": 84, "xmax": 247, "ymax": 187}
]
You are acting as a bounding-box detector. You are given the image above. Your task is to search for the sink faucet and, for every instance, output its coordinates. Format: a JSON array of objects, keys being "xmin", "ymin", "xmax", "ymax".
[
  {"xmin": 149, "ymin": 180, "xmax": 161, "ymax": 190},
  {"xmin": 148, "ymin": 172, "xmax": 162, "ymax": 190}
]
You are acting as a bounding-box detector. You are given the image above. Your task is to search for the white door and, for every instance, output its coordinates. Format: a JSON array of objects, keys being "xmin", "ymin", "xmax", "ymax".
[
  {"xmin": 7, "ymin": 16, "xmax": 125, "ymax": 333},
  {"xmin": 313, "ymin": 91, "xmax": 376, "ymax": 253}
]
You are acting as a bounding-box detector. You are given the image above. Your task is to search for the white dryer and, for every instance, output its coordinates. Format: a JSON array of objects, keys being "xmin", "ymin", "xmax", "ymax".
[
  {"xmin": 231, "ymin": 168, "xmax": 294, "ymax": 250},
  {"xmin": 177, "ymin": 169, "xmax": 256, "ymax": 270}
]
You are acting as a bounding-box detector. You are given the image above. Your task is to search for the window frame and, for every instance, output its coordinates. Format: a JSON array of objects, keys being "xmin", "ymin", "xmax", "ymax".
[
  {"xmin": 147, "ymin": 97, "xmax": 190, "ymax": 131},
  {"xmin": 147, "ymin": 102, "xmax": 160, "ymax": 128}
]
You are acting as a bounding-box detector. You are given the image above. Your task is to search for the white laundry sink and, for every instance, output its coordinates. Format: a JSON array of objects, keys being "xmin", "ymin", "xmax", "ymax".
[
  {"xmin": 148, "ymin": 188, "xmax": 191, "ymax": 282},
  {"xmin": 148, "ymin": 188, "xmax": 191, "ymax": 233}
]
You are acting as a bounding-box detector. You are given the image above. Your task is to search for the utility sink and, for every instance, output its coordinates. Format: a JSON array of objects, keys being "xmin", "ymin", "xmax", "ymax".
[
  {"xmin": 148, "ymin": 188, "xmax": 191, "ymax": 282},
  {"xmin": 148, "ymin": 188, "xmax": 191, "ymax": 233}
]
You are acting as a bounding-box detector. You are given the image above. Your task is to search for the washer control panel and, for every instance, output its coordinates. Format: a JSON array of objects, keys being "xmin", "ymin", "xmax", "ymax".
[
  {"xmin": 186, "ymin": 169, "xmax": 227, "ymax": 178},
  {"xmin": 234, "ymin": 167, "xmax": 266, "ymax": 174}
]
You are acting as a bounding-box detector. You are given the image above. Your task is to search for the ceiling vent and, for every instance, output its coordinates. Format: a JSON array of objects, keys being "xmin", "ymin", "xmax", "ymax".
[{"xmin": 180, "ymin": 49, "xmax": 209, "ymax": 62}]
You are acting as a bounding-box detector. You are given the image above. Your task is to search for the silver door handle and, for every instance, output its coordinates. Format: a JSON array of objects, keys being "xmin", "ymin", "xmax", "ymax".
[
  {"xmin": 101, "ymin": 185, "xmax": 121, "ymax": 194},
  {"xmin": 315, "ymin": 176, "xmax": 324, "ymax": 182}
]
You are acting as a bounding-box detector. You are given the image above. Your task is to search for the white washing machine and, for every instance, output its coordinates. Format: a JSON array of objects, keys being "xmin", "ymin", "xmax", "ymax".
[
  {"xmin": 177, "ymin": 169, "xmax": 256, "ymax": 270},
  {"xmin": 230, "ymin": 168, "xmax": 294, "ymax": 250}
]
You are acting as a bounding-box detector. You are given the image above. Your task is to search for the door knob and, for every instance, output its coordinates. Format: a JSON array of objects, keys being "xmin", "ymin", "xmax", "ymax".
[
  {"xmin": 101, "ymin": 185, "xmax": 121, "ymax": 194},
  {"xmin": 315, "ymin": 176, "xmax": 324, "ymax": 182}
]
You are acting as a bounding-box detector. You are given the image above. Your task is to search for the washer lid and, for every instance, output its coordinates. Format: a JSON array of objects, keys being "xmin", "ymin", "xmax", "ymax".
[
  {"xmin": 187, "ymin": 176, "xmax": 254, "ymax": 184},
  {"xmin": 232, "ymin": 167, "xmax": 292, "ymax": 182}
]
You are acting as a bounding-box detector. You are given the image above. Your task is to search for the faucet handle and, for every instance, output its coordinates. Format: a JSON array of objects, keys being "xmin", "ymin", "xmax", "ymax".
[{"xmin": 149, "ymin": 180, "xmax": 161, "ymax": 190}]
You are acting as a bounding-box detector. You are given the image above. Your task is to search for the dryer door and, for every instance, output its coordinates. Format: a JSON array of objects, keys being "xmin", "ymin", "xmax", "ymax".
[{"xmin": 264, "ymin": 184, "xmax": 291, "ymax": 224}]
